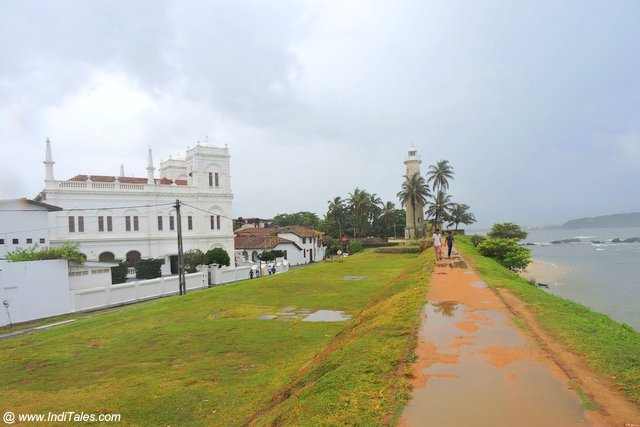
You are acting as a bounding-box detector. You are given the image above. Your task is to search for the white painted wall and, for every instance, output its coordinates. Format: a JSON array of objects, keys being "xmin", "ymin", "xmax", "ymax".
[
  {"xmin": 0, "ymin": 199, "xmax": 53, "ymax": 259},
  {"xmin": 0, "ymin": 259, "xmax": 73, "ymax": 326}
]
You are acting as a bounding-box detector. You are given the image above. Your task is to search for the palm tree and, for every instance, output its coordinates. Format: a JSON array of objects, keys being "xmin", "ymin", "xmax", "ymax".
[
  {"xmin": 347, "ymin": 188, "xmax": 370, "ymax": 238},
  {"xmin": 397, "ymin": 173, "xmax": 430, "ymax": 239},
  {"xmin": 447, "ymin": 204, "xmax": 477, "ymax": 231},
  {"xmin": 426, "ymin": 160, "xmax": 454, "ymax": 193},
  {"xmin": 367, "ymin": 193, "xmax": 383, "ymax": 233},
  {"xmin": 327, "ymin": 196, "xmax": 346, "ymax": 237},
  {"xmin": 377, "ymin": 201, "xmax": 396, "ymax": 237},
  {"xmin": 426, "ymin": 190, "xmax": 454, "ymax": 230}
]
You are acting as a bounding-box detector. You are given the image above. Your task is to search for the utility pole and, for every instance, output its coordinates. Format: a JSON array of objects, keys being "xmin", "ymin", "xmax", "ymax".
[{"xmin": 175, "ymin": 199, "xmax": 186, "ymax": 295}]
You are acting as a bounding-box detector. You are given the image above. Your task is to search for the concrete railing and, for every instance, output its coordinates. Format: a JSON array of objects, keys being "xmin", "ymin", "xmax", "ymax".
[{"xmin": 73, "ymin": 271, "xmax": 207, "ymax": 312}]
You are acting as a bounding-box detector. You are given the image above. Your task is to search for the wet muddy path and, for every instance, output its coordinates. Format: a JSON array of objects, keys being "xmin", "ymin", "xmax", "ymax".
[{"xmin": 398, "ymin": 255, "xmax": 600, "ymax": 427}]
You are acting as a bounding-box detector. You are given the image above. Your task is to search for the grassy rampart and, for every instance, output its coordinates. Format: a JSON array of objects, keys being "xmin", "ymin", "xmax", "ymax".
[{"xmin": 0, "ymin": 250, "xmax": 433, "ymax": 426}]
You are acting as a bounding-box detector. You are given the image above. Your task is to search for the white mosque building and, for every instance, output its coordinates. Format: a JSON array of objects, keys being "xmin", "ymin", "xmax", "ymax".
[{"xmin": 35, "ymin": 138, "xmax": 234, "ymax": 275}]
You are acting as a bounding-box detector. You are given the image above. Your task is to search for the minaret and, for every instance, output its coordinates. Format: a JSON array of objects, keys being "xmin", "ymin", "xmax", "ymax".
[
  {"xmin": 120, "ymin": 164, "xmax": 125, "ymax": 177},
  {"xmin": 403, "ymin": 146, "xmax": 425, "ymax": 239},
  {"xmin": 44, "ymin": 137, "xmax": 55, "ymax": 181},
  {"xmin": 147, "ymin": 147, "xmax": 155, "ymax": 184}
]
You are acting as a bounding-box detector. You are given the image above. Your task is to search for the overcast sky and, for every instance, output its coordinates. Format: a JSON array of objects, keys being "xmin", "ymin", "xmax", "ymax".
[{"xmin": 1, "ymin": 0, "xmax": 639, "ymax": 228}]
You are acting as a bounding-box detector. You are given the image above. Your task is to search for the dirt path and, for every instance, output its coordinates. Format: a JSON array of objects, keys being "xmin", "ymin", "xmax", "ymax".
[{"xmin": 397, "ymin": 254, "xmax": 615, "ymax": 427}]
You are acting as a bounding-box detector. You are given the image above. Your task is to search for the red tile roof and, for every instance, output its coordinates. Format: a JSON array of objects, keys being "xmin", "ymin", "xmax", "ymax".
[{"xmin": 234, "ymin": 235, "xmax": 301, "ymax": 250}]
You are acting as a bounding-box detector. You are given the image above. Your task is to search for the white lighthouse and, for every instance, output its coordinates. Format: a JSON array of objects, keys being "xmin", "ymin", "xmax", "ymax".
[{"xmin": 403, "ymin": 146, "xmax": 426, "ymax": 239}]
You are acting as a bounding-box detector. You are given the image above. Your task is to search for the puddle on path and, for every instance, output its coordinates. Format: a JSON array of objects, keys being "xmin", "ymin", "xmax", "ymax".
[
  {"xmin": 302, "ymin": 310, "xmax": 351, "ymax": 322},
  {"xmin": 448, "ymin": 261, "xmax": 468, "ymax": 269},
  {"xmin": 257, "ymin": 307, "xmax": 313, "ymax": 321},
  {"xmin": 403, "ymin": 301, "xmax": 593, "ymax": 427},
  {"xmin": 342, "ymin": 276, "xmax": 368, "ymax": 280},
  {"xmin": 471, "ymin": 281, "xmax": 487, "ymax": 288}
]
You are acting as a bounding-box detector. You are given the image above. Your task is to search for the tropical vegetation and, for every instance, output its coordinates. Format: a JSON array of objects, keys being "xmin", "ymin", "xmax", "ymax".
[
  {"xmin": 323, "ymin": 188, "xmax": 405, "ymax": 239},
  {"xmin": 487, "ymin": 222, "xmax": 528, "ymax": 240},
  {"xmin": 5, "ymin": 242, "xmax": 85, "ymax": 263}
]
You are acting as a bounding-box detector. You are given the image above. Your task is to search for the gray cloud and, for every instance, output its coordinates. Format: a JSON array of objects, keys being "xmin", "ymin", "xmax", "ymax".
[{"xmin": 1, "ymin": 0, "xmax": 639, "ymax": 228}]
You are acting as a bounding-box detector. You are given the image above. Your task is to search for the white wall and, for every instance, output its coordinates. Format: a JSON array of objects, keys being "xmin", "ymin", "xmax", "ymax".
[
  {"xmin": 0, "ymin": 259, "xmax": 73, "ymax": 326},
  {"xmin": 0, "ymin": 200, "xmax": 51, "ymax": 259}
]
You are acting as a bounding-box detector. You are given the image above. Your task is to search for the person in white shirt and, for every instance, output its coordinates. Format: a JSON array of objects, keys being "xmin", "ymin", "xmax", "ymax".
[{"xmin": 432, "ymin": 229, "xmax": 443, "ymax": 261}]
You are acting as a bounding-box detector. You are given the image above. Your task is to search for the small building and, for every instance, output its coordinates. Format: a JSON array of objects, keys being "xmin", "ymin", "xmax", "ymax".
[
  {"xmin": 234, "ymin": 226, "xmax": 326, "ymax": 266},
  {"xmin": 0, "ymin": 198, "xmax": 62, "ymax": 259}
]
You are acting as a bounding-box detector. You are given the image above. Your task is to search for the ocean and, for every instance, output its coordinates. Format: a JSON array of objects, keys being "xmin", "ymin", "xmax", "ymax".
[{"xmin": 522, "ymin": 227, "xmax": 640, "ymax": 331}]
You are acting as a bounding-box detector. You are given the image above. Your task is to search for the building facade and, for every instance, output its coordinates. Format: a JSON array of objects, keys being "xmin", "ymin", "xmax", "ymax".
[
  {"xmin": 35, "ymin": 139, "xmax": 234, "ymax": 275},
  {"xmin": 403, "ymin": 146, "xmax": 427, "ymax": 239},
  {"xmin": 0, "ymin": 198, "xmax": 62, "ymax": 259},
  {"xmin": 234, "ymin": 226, "xmax": 326, "ymax": 266}
]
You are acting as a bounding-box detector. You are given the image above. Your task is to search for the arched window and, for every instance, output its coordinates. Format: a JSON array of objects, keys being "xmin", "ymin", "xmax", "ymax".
[
  {"xmin": 126, "ymin": 250, "xmax": 141, "ymax": 267},
  {"xmin": 242, "ymin": 250, "xmax": 248, "ymax": 261},
  {"xmin": 252, "ymin": 251, "xmax": 259, "ymax": 262},
  {"xmin": 99, "ymin": 252, "xmax": 115, "ymax": 262}
]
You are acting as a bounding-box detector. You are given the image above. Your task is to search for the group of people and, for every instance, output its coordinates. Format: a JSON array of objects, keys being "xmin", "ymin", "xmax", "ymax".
[
  {"xmin": 249, "ymin": 264, "xmax": 277, "ymax": 279},
  {"xmin": 432, "ymin": 229, "xmax": 455, "ymax": 261}
]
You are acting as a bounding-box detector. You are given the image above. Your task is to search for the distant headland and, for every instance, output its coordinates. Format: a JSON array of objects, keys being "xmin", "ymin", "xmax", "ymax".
[{"xmin": 543, "ymin": 212, "xmax": 640, "ymax": 229}]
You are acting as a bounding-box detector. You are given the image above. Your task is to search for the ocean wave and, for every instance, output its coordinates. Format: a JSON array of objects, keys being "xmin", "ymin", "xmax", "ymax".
[{"xmin": 572, "ymin": 235, "xmax": 596, "ymax": 239}]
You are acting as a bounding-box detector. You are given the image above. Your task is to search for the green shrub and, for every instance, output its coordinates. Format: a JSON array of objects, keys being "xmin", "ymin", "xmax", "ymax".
[
  {"xmin": 183, "ymin": 249, "xmax": 206, "ymax": 273},
  {"xmin": 135, "ymin": 259, "xmax": 165, "ymax": 280},
  {"xmin": 487, "ymin": 222, "xmax": 528, "ymax": 240},
  {"xmin": 6, "ymin": 242, "xmax": 85, "ymax": 263},
  {"xmin": 348, "ymin": 241, "xmax": 363, "ymax": 254},
  {"xmin": 477, "ymin": 238, "xmax": 531, "ymax": 271},
  {"xmin": 205, "ymin": 247, "xmax": 230, "ymax": 267},
  {"xmin": 111, "ymin": 260, "xmax": 129, "ymax": 284},
  {"xmin": 470, "ymin": 234, "xmax": 486, "ymax": 247},
  {"xmin": 258, "ymin": 250, "xmax": 285, "ymax": 262}
]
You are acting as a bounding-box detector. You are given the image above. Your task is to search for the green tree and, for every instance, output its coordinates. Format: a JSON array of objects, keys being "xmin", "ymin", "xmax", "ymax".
[
  {"xmin": 397, "ymin": 173, "xmax": 430, "ymax": 239},
  {"xmin": 426, "ymin": 159, "xmax": 454, "ymax": 193},
  {"xmin": 272, "ymin": 211, "xmax": 320, "ymax": 228},
  {"xmin": 426, "ymin": 190, "xmax": 454, "ymax": 230},
  {"xmin": 111, "ymin": 260, "xmax": 129, "ymax": 284},
  {"xmin": 447, "ymin": 203, "xmax": 477, "ymax": 231},
  {"xmin": 377, "ymin": 201, "xmax": 397, "ymax": 238},
  {"xmin": 477, "ymin": 238, "xmax": 531, "ymax": 271},
  {"xmin": 488, "ymin": 222, "xmax": 528, "ymax": 240},
  {"xmin": 347, "ymin": 188, "xmax": 371, "ymax": 238},
  {"xmin": 135, "ymin": 259, "xmax": 165, "ymax": 279},
  {"xmin": 327, "ymin": 196, "xmax": 347, "ymax": 238},
  {"xmin": 183, "ymin": 249, "xmax": 206, "ymax": 273},
  {"xmin": 258, "ymin": 250, "xmax": 285, "ymax": 262},
  {"xmin": 205, "ymin": 247, "xmax": 231, "ymax": 267}
]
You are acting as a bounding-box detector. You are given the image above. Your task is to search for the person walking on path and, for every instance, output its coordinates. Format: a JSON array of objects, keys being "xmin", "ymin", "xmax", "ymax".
[
  {"xmin": 432, "ymin": 228, "xmax": 443, "ymax": 261},
  {"xmin": 445, "ymin": 231, "xmax": 455, "ymax": 259}
]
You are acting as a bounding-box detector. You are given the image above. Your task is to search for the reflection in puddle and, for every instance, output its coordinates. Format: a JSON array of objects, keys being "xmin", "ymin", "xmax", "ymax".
[
  {"xmin": 471, "ymin": 281, "xmax": 487, "ymax": 288},
  {"xmin": 342, "ymin": 276, "xmax": 368, "ymax": 280},
  {"xmin": 405, "ymin": 301, "xmax": 592, "ymax": 426},
  {"xmin": 431, "ymin": 301, "xmax": 459, "ymax": 317},
  {"xmin": 303, "ymin": 310, "xmax": 351, "ymax": 322}
]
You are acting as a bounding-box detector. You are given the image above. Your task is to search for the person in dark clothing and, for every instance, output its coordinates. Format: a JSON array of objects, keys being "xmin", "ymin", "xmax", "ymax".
[{"xmin": 445, "ymin": 232, "xmax": 455, "ymax": 258}]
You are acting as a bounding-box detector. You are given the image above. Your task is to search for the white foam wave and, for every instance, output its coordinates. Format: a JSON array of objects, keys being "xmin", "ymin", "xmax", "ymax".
[{"xmin": 573, "ymin": 235, "xmax": 596, "ymax": 239}]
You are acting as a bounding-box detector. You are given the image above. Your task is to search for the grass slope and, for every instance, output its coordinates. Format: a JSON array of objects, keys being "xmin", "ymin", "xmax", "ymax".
[
  {"xmin": 0, "ymin": 250, "xmax": 433, "ymax": 426},
  {"xmin": 457, "ymin": 236, "xmax": 640, "ymax": 405}
]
